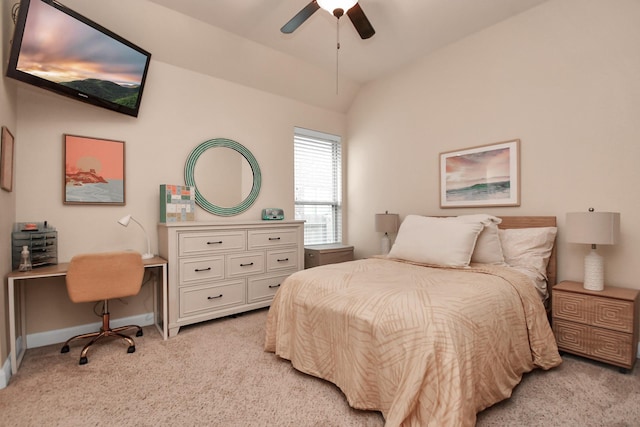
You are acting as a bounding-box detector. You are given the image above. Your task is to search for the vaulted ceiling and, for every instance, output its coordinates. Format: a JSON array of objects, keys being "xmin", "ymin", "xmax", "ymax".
[{"xmin": 147, "ymin": 0, "xmax": 548, "ymax": 84}]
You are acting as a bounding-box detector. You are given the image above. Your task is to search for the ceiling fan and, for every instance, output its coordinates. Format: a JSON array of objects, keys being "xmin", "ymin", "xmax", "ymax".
[{"xmin": 281, "ymin": 0, "xmax": 375, "ymax": 39}]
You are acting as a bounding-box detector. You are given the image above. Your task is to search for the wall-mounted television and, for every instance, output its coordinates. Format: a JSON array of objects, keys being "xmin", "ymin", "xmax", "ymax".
[{"xmin": 6, "ymin": 0, "xmax": 152, "ymax": 118}]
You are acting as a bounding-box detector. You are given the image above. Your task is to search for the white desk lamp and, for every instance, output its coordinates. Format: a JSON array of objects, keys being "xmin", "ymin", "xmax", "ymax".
[
  {"xmin": 375, "ymin": 212, "xmax": 399, "ymax": 255},
  {"xmin": 565, "ymin": 209, "xmax": 620, "ymax": 291},
  {"xmin": 118, "ymin": 214, "xmax": 154, "ymax": 260}
]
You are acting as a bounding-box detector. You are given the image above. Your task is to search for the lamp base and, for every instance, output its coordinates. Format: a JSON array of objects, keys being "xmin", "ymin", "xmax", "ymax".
[
  {"xmin": 583, "ymin": 249, "xmax": 604, "ymax": 291},
  {"xmin": 380, "ymin": 234, "xmax": 391, "ymax": 255},
  {"xmin": 142, "ymin": 253, "xmax": 154, "ymax": 260}
]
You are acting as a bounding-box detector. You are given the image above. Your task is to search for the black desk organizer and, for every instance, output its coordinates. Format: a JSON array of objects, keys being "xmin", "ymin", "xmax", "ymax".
[{"xmin": 11, "ymin": 222, "xmax": 58, "ymax": 270}]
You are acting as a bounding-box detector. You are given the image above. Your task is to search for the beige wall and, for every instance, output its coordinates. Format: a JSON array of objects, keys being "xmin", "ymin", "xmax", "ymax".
[
  {"xmin": 347, "ymin": 0, "xmax": 640, "ymax": 295},
  {"xmin": 1, "ymin": 0, "xmax": 18, "ymax": 371}
]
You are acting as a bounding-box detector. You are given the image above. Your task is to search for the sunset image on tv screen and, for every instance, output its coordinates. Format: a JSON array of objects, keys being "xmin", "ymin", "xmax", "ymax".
[{"xmin": 16, "ymin": 0, "xmax": 148, "ymax": 109}]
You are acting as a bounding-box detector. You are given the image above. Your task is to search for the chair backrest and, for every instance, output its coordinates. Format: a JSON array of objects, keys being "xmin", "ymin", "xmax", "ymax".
[{"xmin": 66, "ymin": 251, "xmax": 145, "ymax": 303}]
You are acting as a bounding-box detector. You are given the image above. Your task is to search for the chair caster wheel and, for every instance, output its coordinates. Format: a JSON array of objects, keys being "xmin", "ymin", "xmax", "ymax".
[
  {"xmin": 61, "ymin": 345, "xmax": 70, "ymax": 354},
  {"xmin": 127, "ymin": 345, "xmax": 136, "ymax": 354},
  {"xmin": 136, "ymin": 330, "xmax": 143, "ymax": 337},
  {"xmin": 79, "ymin": 357, "xmax": 88, "ymax": 365}
]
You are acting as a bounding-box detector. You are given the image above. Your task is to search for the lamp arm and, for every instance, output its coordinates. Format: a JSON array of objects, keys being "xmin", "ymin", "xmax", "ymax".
[{"xmin": 130, "ymin": 216, "xmax": 152, "ymax": 257}]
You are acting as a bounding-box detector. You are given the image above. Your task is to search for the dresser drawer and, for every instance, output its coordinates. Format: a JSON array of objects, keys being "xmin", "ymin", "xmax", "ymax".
[
  {"xmin": 226, "ymin": 252, "xmax": 265, "ymax": 277},
  {"xmin": 248, "ymin": 273, "xmax": 290, "ymax": 303},
  {"xmin": 553, "ymin": 291, "xmax": 589, "ymax": 323},
  {"xmin": 266, "ymin": 248, "xmax": 298, "ymax": 272},
  {"xmin": 248, "ymin": 228, "xmax": 298, "ymax": 249},
  {"xmin": 180, "ymin": 280, "xmax": 245, "ymax": 317},
  {"xmin": 179, "ymin": 231, "xmax": 246, "ymax": 256},
  {"xmin": 179, "ymin": 256, "xmax": 224, "ymax": 285}
]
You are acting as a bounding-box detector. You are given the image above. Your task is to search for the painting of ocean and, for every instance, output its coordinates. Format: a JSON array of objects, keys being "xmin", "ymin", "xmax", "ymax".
[
  {"xmin": 65, "ymin": 179, "xmax": 124, "ymax": 203},
  {"xmin": 445, "ymin": 180, "xmax": 511, "ymax": 202}
]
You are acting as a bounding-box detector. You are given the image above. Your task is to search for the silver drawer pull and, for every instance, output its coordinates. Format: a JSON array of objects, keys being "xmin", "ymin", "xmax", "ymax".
[
  {"xmin": 207, "ymin": 241, "xmax": 223, "ymax": 245},
  {"xmin": 195, "ymin": 267, "xmax": 212, "ymax": 272},
  {"xmin": 207, "ymin": 294, "xmax": 223, "ymax": 300},
  {"xmin": 268, "ymin": 237, "xmax": 281, "ymax": 241},
  {"xmin": 277, "ymin": 258, "xmax": 289, "ymax": 262},
  {"xmin": 268, "ymin": 284, "xmax": 281, "ymax": 289},
  {"xmin": 240, "ymin": 262, "xmax": 254, "ymax": 267}
]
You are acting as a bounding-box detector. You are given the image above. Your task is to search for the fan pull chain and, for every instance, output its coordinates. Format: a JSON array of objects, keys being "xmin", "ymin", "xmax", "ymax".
[{"xmin": 335, "ymin": 19, "xmax": 340, "ymax": 94}]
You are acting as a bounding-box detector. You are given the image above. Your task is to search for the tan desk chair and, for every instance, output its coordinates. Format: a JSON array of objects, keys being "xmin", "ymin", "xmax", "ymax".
[{"xmin": 60, "ymin": 251, "xmax": 145, "ymax": 365}]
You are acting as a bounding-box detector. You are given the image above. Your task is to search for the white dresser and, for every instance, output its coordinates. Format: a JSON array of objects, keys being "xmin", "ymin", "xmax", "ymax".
[{"xmin": 158, "ymin": 220, "xmax": 304, "ymax": 337}]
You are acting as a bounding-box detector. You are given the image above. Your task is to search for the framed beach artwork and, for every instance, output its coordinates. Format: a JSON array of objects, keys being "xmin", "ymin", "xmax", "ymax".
[
  {"xmin": 440, "ymin": 139, "xmax": 520, "ymax": 208},
  {"xmin": 1, "ymin": 126, "xmax": 15, "ymax": 192},
  {"xmin": 64, "ymin": 134, "xmax": 125, "ymax": 205}
]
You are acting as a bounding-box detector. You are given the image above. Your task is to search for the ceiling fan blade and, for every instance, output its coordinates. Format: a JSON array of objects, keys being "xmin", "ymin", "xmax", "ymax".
[
  {"xmin": 347, "ymin": 3, "xmax": 375, "ymax": 39},
  {"xmin": 281, "ymin": 1, "xmax": 320, "ymax": 34}
]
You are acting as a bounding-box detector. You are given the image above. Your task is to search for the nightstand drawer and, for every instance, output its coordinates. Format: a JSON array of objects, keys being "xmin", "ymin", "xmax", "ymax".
[
  {"xmin": 554, "ymin": 319, "xmax": 634, "ymax": 367},
  {"xmin": 554, "ymin": 290, "xmax": 634, "ymax": 333},
  {"xmin": 592, "ymin": 298, "xmax": 634, "ymax": 333}
]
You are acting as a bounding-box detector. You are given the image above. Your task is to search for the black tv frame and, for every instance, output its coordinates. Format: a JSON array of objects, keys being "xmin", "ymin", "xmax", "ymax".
[{"xmin": 6, "ymin": 0, "xmax": 152, "ymax": 117}]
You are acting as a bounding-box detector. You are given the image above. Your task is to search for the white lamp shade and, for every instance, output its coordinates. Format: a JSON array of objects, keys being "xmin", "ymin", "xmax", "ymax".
[
  {"xmin": 317, "ymin": 0, "xmax": 358, "ymax": 14},
  {"xmin": 565, "ymin": 212, "xmax": 620, "ymax": 245},
  {"xmin": 375, "ymin": 213, "xmax": 399, "ymax": 234}
]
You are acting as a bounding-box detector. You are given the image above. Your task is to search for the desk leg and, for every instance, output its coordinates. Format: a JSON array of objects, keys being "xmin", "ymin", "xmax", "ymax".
[
  {"xmin": 152, "ymin": 264, "xmax": 168, "ymax": 340},
  {"xmin": 8, "ymin": 278, "xmax": 27, "ymax": 375}
]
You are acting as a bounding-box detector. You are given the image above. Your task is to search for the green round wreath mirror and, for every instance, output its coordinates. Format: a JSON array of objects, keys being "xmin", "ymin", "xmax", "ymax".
[{"xmin": 184, "ymin": 138, "xmax": 261, "ymax": 216}]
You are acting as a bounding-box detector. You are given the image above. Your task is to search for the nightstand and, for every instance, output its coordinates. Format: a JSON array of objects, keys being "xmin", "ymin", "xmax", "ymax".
[
  {"xmin": 304, "ymin": 244, "xmax": 354, "ymax": 269},
  {"xmin": 552, "ymin": 281, "xmax": 639, "ymax": 372}
]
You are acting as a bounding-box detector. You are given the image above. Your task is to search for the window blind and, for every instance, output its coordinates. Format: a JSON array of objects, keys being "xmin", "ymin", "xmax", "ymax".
[{"xmin": 294, "ymin": 127, "xmax": 342, "ymax": 245}]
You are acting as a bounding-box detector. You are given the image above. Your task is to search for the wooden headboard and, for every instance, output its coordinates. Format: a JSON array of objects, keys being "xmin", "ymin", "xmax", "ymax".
[{"xmin": 497, "ymin": 216, "xmax": 558, "ymax": 287}]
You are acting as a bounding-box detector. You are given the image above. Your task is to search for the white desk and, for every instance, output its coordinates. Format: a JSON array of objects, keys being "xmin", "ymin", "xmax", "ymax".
[{"xmin": 6, "ymin": 256, "xmax": 168, "ymax": 375}]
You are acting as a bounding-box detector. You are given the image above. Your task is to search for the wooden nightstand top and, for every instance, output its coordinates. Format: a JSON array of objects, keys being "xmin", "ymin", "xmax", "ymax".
[{"xmin": 555, "ymin": 281, "xmax": 639, "ymax": 301}]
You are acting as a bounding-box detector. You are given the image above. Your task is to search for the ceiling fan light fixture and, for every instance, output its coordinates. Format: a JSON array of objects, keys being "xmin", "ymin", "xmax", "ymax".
[{"xmin": 317, "ymin": 0, "xmax": 358, "ymax": 16}]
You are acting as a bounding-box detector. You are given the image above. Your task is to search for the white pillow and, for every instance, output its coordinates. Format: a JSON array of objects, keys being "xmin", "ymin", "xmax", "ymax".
[
  {"xmin": 451, "ymin": 215, "xmax": 505, "ymax": 265},
  {"xmin": 388, "ymin": 215, "xmax": 484, "ymax": 267},
  {"xmin": 498, "ymin": 227, "xmax": 557, "ymax": 280}
]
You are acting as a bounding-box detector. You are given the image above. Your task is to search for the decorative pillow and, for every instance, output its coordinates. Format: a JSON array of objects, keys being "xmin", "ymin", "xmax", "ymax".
[
  {"xmin": 388, "ymin": 215, "xmax": 484, "ymax": 267},
  {"xmin": 498, "ymin": 227, "xmax": 557, "ymax": 280},
  {"xmin": 451, "ymin": 215, "xmax": 505, "ymax": 265}
]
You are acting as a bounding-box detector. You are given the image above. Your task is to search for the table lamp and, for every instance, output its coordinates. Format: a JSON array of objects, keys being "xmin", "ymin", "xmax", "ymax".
[
  {"xmin": 565, "ymin": 209, "xmax": 620, "ymax": 291},
  {"xmin": 375, "ymin": 211, "xmax": 399, "ymax": 255},
  {"xmin": 118, "ymin": 214, "xmax": 154, "ymax": 259}
]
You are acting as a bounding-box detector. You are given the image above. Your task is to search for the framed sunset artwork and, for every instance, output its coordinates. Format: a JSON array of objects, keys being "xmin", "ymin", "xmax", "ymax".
[
  {"xmin": 440, "ymin": 139, "xmax": 520, "ymax": 208},
  {"xmin": 64, "ymin": 134, "xmax": 125, "ymax": 205}
]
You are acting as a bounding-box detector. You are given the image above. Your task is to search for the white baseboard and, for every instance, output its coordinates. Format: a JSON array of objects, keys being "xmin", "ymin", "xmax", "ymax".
[
  {"xmin": 0, "ymin": 312, "xmax": 154, "ymax": 390},
  {"xmin": 26, "ymin": 312, "xmax": 154, "ymax": 349}
]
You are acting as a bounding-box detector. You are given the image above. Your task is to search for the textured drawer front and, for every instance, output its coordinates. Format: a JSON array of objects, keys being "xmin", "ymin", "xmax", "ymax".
[
  {"xmin": 179, "ymin": 231, "xmax": 246, "ymax": 256},
  {"xmin": 553, "ymin": 291, "xmax": 589, "ymax": 324},
  {"xmin": 226, "ymin": 252, "xmax": 265, "ymax": 277},
  {"xmin": 592, "ymin": 297, "xmax": 634, "ymax": 333},
  {"xmin": 248, "ymin": 274, "xmax": 290, "ymax": 303},
  {"xmin": 180, "ymin": 280, "xmax": 245, "ymax": 317},
  {"xmin": 591, "ymin": 327, "xmax": 633, "ymax": 366},
  {"xmin": 179, "ymin": 256, "xmax": 224, "ymax": 285},
  {"xmin": 248, "ymin": 228, "xmax": 298, "ymax": 249},
  {"xmin": 553, "ymin": 319, "xmax": 634, "ymax": 367},
  {"xmin": 266, "ymin": 248, "xmax": 298, "ymax": 272},
  {"xmin": 553, "ymin": 319, "xmax": 589, "ymax": 355}
]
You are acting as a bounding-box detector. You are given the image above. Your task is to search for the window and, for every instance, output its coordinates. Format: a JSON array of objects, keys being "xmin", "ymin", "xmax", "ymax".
[{"xmin": 294, "ymin": 127, "xmax": 342, "ymax": 245}]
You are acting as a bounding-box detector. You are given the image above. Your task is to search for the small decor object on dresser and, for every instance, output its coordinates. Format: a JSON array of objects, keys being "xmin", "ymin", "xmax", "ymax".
[
  {"xmin": 262, "ymin": 208, "xmax": 284, "ymax": 220},
  {"xmin": 552, "ymin": 280, "xmax": 639, "ymax": 372},
  {"xmin": 160, "ymin": 184, "xmax": 195, "ymax": 222}
]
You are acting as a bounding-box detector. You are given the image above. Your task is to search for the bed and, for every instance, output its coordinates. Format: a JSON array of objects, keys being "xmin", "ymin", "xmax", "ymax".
[{"xmin": 264, "ymin": 215, "xmax": 562, "ymax": 426}]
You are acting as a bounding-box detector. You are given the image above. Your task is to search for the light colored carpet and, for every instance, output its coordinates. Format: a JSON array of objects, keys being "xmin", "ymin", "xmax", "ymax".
[{"xmin": 1, "ymin": 308, "xmax": 638, "ymax": 426}]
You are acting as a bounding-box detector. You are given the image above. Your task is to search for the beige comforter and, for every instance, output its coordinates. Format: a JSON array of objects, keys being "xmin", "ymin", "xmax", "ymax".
[{"xmin": 264, "ymin": 258, "xmax": 562, "ymax": 427}]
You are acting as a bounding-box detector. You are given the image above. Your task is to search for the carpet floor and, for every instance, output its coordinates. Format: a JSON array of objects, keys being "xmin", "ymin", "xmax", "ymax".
[{"xmin": 1, "ymin": 308, "xmax": 638, "ymax": 426}]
